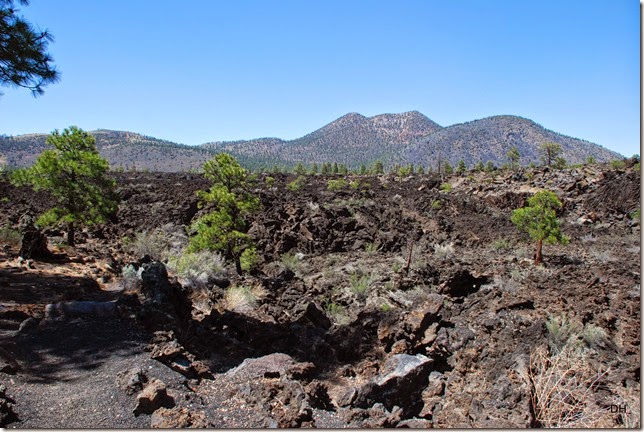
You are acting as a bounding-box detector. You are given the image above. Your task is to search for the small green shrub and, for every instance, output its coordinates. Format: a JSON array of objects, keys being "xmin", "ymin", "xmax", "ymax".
[
  {"xmin": 580, "ymin": 323, "xmax": 608, "ymax": 350},
  {"xmin": 327, "ymin": 178, "xmax": 348, "ymax": 191},
  {"xmin": 287, "ymin": 175, "xmax": 306, "ymax": 191},
  {"xmin": 431, "ymin": 199, "xmax": 442, "ymax": 210},
  {"xmin": 433, "ymin": 242, "xmax": 455, "ymax": 259},
  {"xmin": 439, "ymin": 183, "xmax": 452, "ymax": 192},
  {"xmin": 349, "ymin": 180, "xmax": 361, "ymax": 189},
  {"xmin": 240, "ymin": 247, "xmax": 259, "ymax": 272},
  {"xmin": 349, "ymin": 272, "xmax": 372, "ymax": 295},
  {"xmin": 610, "ymin": 159, "xmax": 626, "ymax": 169},
  {"xmin": 631, "ymin": 207, "xmax": 640, "ymax": 221},
  {"xmin": 264, "ymin": 176, "xmax": 275, "ymax": 187},
  {"xmin": 380, "ymin": 302, "xmax": 393, "ymax": 313}
]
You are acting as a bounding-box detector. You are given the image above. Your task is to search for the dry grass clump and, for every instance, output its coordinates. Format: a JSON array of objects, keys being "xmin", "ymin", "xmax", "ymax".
[
  {"xmin": 526, "ymin": 315, "xmax": 640, "ymax": 428},
  {"xmin": 221, "ymin": 284, "xmax": 266, "ymax": 312},
  {"xmin": 529, "ymin": 344, "xmax": 611, "ymax": 428}
]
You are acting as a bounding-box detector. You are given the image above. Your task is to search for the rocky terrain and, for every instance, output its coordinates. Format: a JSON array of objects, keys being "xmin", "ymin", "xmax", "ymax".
[
  {"xmin": 1, "ymin": 111, "xmax": 622, "ymax": 172},
  {"xmin": 0, "ymin": 162, "xmax": 640, "ymax": 428}
]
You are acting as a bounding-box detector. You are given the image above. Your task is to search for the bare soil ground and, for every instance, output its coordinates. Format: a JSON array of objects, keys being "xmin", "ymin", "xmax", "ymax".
[{"xmin": 0, "ymin": 164, "xmax": 640, "ymax": 428}]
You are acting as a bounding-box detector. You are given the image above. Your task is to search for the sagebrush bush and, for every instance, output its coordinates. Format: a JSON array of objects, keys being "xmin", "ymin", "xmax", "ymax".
[
  {"xmin": 167, "ymin": 249, "xmax": 225, "ymax": 288},
  {"xmin": 433, "ymin": 242, "xmax": 455, "ymax": 259},
  {"xmin": 120, "ymin": 264, "xmax": 142, "ymax": 291},
  {"xmin": 129, "ymin": 229, "xmax": 171, "ymax": 260},
  {"xmin": 545, "ymin": 315, "xmax": 582, "ymax": 353}
]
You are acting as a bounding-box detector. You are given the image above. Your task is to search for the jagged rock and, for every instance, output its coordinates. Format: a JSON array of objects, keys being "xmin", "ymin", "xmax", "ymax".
[
  {"xmin": 140, "ymin": 262, "xmax": 172, "ymax": 304},
  {"xmin": 117, "ymin": 368, "xmax": 148, "ymax": 395},
  {"xmin": 294, "ymin": 302, "xmax": 331, "ymax": 330},
  {"xmin": 133, "ymin": 378, "xmax": 175, "ymax": 416},
  {"xmin": 16, "ymin": 317, "xmax": 39, "ymax": 334},
  {"xmin": 354, "ymin": 354, "xmax": 433, "ymax": 417},
  {"xmin": 0, "ymin": 384, "xmax": 17, "ymax": 427},
  {"xmin": 19, "ymin": 228, "xmax": 49, "ymax": 259},
  {"xmin": 150, "ymin": 407, "xmax": 209, "ymax": 428},
  {"xmin": 148, "ymin": 339, "xmax": 213, "ymax": 380},
  {"xmin": 225, "ymin": 353, "xmax": 314, "ymax": 382},
  {"xmin": 335, "ymin": 387, "xmax": 358, "ymax": 407}
]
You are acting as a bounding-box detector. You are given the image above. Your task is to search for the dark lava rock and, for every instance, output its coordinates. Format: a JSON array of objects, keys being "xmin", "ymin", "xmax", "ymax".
[{"xmin": 354, "ymin": 353, "xmax": 433, "ymax": 417}]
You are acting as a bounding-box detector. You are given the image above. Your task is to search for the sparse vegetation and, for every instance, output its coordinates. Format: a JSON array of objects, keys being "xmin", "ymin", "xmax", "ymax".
[
  {"xmin": 491, "ymin": 238, "xmax": 511, "ymax": 251},
  {"xmin": 349, "ymin": 272, "xmax": 373, "ymax": 296}
]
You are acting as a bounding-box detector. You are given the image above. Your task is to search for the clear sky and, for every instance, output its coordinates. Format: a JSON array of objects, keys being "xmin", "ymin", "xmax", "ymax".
[{"xmin": 0, "ymin": 0, "xmax": 639, "ymax": 156}]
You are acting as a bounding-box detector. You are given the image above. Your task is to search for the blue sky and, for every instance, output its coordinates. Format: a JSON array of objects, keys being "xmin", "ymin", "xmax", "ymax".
[{"xmin": 0, "ymin": 0, "xmax": 639, "ymax": 156}]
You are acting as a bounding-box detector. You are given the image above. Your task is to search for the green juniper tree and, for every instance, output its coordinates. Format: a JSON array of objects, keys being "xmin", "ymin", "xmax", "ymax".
[
  {"xmin": 511, "ymin": 190, "xmax": 569, "ymax": 265},
  {"xmin": 10, "ymin": 126, "xmax": 118, "ymax": 246},
  {"xmin": 188, "ymin": 153, "xmax": 260, "ymax": 275}
]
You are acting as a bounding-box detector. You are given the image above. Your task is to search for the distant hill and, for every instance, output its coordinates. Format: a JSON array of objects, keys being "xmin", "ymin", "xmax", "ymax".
[
  {"xmin": 204, "ymin": 111, "xmax": 442, "ymax": 169},
  {"xmin": 401, "ymin": 115, "xmax": 621, "ymax": 168},
  {"xmin": 0, "ymin": 130, "xmax": 215, "ymax": 172},
  {"xmin": 0, "ymin": 112, "xmax": 623, "ymax": 172}
]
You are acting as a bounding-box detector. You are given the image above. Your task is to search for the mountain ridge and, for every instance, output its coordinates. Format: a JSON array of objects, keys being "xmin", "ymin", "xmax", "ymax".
[{"xmin": 0, "ymin": 111, "xmax": 623, "ymax": 172}]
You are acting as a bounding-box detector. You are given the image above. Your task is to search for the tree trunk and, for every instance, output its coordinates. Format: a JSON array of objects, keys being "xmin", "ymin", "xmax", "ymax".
[
  {"xmin": 535, "ymin": 239, "xmax": 543, "ymax": 265},
  {"xmin": 234, "ymin": 256, "xmax": 242, "ymax": 275},
  {"xmin": 67, "ymin": 221, "xmax": 75, "ymax": 247}
]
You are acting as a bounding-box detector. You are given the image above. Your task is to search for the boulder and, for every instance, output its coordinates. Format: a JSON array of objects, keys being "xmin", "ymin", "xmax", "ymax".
[
  {"xmin": 133, "ymin": 378, "xmax": 175, "ymax": 416},
  {"xmin": 354, "ymin": 354, "xmax": 433, "ymax": 417},
  {"xmin": 19, "ymin": 228, "xmax": 49, "ymax": 259}
]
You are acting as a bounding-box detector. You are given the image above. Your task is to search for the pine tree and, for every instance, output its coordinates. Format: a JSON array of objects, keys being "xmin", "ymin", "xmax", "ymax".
[
  {"xmin": 456, "ymin": 160, "xmax": 467, "ymax": 175},
  {"xmin": 10, "ymin": 126, "xmax": 118, "ymax": 246},
  {"xmin": 507, "ymin": 146, "xmax": 521, "ymax": 170},
  {"xmin": 0, "ymin": 0, "xmax": 59, "ymax": 96},
  {"xmin": 188, "ymin": 153, "xmax": 260, "ymax": 275}
]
